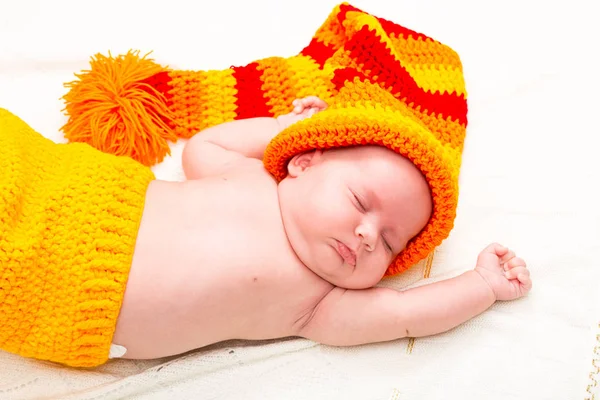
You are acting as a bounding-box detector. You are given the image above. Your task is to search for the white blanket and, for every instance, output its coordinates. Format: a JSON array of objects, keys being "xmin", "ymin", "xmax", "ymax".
[{"xmin": 1, "ymin": 0, "xmax": 599, "ymax": 399}]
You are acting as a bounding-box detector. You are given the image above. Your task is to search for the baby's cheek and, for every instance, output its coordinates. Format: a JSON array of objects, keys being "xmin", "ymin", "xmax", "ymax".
[
  {"xmin": 309, "ymin": 188, "xmax": 346, "ymax": 222},
  {"xmin": 354, "ymin": 255, "xmax": 389, "ymax": 288},
  {"xmin": 368, "ymin": 251, "xmax": 393, "ymax": 278}
]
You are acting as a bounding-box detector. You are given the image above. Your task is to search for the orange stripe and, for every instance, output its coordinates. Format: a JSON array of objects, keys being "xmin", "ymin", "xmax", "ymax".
[
  {"xmin": 312, "ymin": 5, "xmax": 349, "ymax": 49},
  {"xmin": 415, "ymin": 105, "xmax": 466, "ymax": 151},
  {"xmin": 389, "ymin": 34, "xmax": 463, "ymax": 70},
  {"xmin": 256, "ymin": 57, "xmax": 298, "ymax": 117}
]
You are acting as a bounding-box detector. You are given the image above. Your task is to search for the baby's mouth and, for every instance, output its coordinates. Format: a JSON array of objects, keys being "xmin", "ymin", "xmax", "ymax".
[{"xmin": 336, "ymin": 240, "xmax": 357, "ymax": 266}]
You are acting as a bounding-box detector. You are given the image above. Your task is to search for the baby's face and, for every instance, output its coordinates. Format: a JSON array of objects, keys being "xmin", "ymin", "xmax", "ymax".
[{"xmin": 277, "ymin": 145, "xmax": 432, "ymax": 289}]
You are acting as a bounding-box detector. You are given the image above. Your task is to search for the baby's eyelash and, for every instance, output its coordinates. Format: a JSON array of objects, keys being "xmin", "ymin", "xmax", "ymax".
[
  {"xmin": 382, "ymin": 237, "xmax": 393, "ymax": 253},
  {"xmin": 353, "ymin": 193, "xmax": 366, "ymax": 212}
]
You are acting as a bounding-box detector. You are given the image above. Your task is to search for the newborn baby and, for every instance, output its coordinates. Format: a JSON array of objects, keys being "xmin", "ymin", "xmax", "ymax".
[{"xmin": 112, "ymin": 97, "xmax": 532, "ymax": 359}]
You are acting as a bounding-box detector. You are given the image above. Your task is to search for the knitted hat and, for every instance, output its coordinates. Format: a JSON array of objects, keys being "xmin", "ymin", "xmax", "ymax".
[
  {"xmin": 61, "ymin": 2, "xmax": 467, "ymax": 275},
  {"xmin": 0, "ymin": 108, "xmax": 155, "ymax": 367}
]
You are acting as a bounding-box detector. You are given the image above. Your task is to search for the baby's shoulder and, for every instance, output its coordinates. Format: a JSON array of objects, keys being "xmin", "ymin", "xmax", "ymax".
[{"xmin": 223, "ymin": 159, "xmax": 279, "ymax": 191}]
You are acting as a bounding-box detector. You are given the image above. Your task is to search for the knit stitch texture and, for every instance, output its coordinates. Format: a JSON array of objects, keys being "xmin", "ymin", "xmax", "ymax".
[
  {"xmin": 0, "ymin": 108, "xmax": 155, "ymax": 367},
  {"xmin": 62, "ymin": 3, "xmax": 467, "ymax": 275}
]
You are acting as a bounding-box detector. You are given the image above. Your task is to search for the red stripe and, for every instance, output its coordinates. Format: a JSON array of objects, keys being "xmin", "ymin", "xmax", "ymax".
[
  {"xmin": 142, "ymin": 71, "xmax": 174, "ymax": 101},
  {"xmin": 332, "ymin": 67, "xmax": 366, "ymax": 90},
  {"xmin": 300, "ymin": 38, "xmax": 336, "ymax": 68},
  {"xmin": 141, "ymin": 71, "xmax": 174, "ymax": 128},
  {"xmin": 231, "ymin": 62, "xmax": 272, "ymax": 119},
  {"xmin": 345, "ymin": 25, "xmax": 467, "ymax": 124},
  {"xmin": 337, "ymin": 3, "xmax": 362, "ymax": 25},
  {"xmin": 375, "ymin": 17, "xmax": 431, "ymax": 41},
  {"xmin": 338, "ymin": 3, "xmax": 431, "ymax": 41}
]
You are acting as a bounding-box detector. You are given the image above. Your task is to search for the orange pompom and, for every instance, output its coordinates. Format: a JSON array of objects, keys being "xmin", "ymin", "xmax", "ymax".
[{"xmin": 61, "ymin": 51, "xmax": 176, "ymax": 166}]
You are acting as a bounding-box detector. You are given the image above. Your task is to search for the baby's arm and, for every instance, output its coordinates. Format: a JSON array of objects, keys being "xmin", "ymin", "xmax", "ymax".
[
  {"xmin": 300, "ymin": 244, "xmax": 532, "ymax": 345},
  {"xmin": 182, "ymin": 118, "xmax": 277, "ymax": 179},
  {"xmin": 182, "ymin": 97, "xmax": 327, "ymax": 179}
]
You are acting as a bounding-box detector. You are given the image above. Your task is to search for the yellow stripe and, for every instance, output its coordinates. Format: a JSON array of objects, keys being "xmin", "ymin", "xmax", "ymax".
[
  {"xmin": 169, "ymin": 69, "xmax": 237, "ymax": 137},
  {"xmin": 286, "ymin": 55, "xmax": 335, "ymax": 103},
  {"xmin": 405, "ymin": 65, "xmax": 467, "ymax": 96}
]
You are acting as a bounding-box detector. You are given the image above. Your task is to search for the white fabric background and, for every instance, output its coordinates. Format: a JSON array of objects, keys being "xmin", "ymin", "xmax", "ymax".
[{"xmin": 1, "ymin": 0, "xmax": 599, "ymax": 399}]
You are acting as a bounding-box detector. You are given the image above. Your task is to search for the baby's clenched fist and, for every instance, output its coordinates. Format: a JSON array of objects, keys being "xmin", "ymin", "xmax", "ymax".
[{"xmin": 474, "ymin": 243, "xmax": 532, "ymax": 301}]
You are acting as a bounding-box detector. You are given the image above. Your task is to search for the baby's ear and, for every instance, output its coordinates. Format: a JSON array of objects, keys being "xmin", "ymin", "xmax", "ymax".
[{"xmin": 286, "ymin": 149, "xmax": 323, "ymax": 177}]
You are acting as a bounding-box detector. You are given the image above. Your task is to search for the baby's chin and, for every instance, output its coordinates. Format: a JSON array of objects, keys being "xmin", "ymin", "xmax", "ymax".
[
  {"xmin": 285, "ymin": 240, "xmax": 343, "ymax": 285},
  {"xmin": 303, "ymin": 255, "xmax": 384, "ymax": 290},
  {"xmin": 283, "ymin": 227, "xmax": 389, "ymax": 289}
]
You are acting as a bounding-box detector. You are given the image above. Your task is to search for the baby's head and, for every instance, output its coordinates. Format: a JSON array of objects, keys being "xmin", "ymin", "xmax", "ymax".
[{"xmin": 277, "ymin": 145, "xmax": 432, "ymax": 289}]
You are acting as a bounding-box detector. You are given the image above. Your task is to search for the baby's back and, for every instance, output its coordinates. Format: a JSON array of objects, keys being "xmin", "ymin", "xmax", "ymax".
[{"xmin": 112, "ymin": 166, "xmax": 332, "ymax": 359}]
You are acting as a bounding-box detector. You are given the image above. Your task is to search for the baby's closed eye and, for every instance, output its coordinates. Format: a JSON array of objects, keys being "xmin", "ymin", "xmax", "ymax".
[
  {"xmin": 352, "ymin": 192, "xmax": 366, "ymax": 212},
  {"xmin": 382, "ymin": 235, "xmax": 393, "ymax": 253}
]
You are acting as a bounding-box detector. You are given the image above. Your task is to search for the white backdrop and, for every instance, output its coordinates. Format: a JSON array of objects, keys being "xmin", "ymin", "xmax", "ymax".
[{"xmin": 1, "ymin": 1, "xmax": 599, "ymax": 399}]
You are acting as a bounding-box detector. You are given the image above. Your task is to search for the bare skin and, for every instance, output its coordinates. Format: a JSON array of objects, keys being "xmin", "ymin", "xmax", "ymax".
[{"xmin": 112, "ymin": 97, "xmax": 532, "ymax": 359}]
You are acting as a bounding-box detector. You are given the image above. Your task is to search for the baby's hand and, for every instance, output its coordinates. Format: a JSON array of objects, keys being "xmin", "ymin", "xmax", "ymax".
[
  {"xmin": 276, "ymin": 96, "xmax": 328, "ymax": 131},
  {"xmin": 291, "ymin": 96, "xmax": 328, "ymax": 115},
  {"xmin": 474, "ymin": 243, "xmax": 532, "ymax": 301}
]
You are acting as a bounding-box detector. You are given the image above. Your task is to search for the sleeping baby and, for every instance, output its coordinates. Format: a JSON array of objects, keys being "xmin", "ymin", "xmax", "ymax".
[
  {"xmin": 110, "ymin": 96, "xmax": 532, "ymax": 360},
  {"xmin": 0, "ymin": 95, "xmax": 531, "ymax": 367}
]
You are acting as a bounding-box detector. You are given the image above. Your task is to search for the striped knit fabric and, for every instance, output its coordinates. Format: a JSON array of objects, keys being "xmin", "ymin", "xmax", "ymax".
[{"xmin": 62, "ymin": 2, "xmax": 467, "ymax": 275}]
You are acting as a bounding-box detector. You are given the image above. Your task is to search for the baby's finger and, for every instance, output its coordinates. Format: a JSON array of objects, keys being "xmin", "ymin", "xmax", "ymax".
[
  {"xmin": 481, "ymin": 242, "xmax": 509, "ymax": 257},
  {"xmin": 314, "ymin": 98, "xmax": 328, "ymax": 109},
  {"xmin": 302, "ymin": 96, "xmax": 327, "ymax": 109},
  {"xmin": 300, "ymin": 96, "xmax": 320, "ymax": 104},
  {"xmin": 500, "ymin": 250, "xmax": 515, "ymax": 265},
  {"xmin": 518, "ymin": 273, "xmax": 533, "ymax": 292},
  {"xmin": 500, "ymin": 250, "xmax": 516, "ymax": 270},
  {"xmin": 292, "ymin": 99, "xmax": 304, "ymax": 113},
  {"xmin": 505, "ymin": 257, "xmax": 526, "ymax": 271},
  {"xmin": 505, "ymin": 266, "xmax": 529, "ymax": 280}
]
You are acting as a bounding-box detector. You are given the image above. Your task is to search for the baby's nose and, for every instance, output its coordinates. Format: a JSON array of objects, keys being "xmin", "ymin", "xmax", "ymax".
[
  {"xmin": 356, "ymin": 223, "xmax": 377, "ymax": 252},
  {"xmin": 363, "ymin": 234, "xmax": 377, "ymax": 252}
]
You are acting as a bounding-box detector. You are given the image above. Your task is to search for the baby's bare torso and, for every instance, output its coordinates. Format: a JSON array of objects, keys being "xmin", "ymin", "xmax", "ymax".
[{"xmin": 113, "ymin": 163, "xmax": 333, "ymax": 359}]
